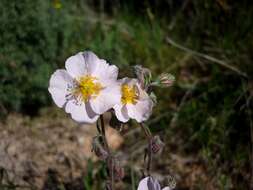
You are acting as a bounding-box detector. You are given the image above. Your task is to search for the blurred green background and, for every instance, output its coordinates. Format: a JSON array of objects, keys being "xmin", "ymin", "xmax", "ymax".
[{"xmin": 0, "ymin": 0, "xmax": 253, "ymax": 189}]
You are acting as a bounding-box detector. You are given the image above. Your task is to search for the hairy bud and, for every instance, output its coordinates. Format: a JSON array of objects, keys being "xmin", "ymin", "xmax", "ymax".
[
  {"xmin": 158, "ymin": 73, "xmax": 175, "ymax": 87},
  {"xmin": 166, "ymin": 175, "xmax": 177, "ymax": 189},
  {"xmin": 151, "ymin": 73, "xmax": 175, "ymax": 88},
  {"xmin": 151, "ymin": 135, "xmax": 165, "ymax": 154}
]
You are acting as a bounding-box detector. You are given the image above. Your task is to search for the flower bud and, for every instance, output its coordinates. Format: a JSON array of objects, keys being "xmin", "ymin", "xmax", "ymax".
[
  {"xmin": 151, "ymin": 135, "xmax": 165, "ymax": 154},
  {"xmin": 158, "ymin": 73, "xmax": 175, "ymax": 87},
  {"xmin": 91, "ymin": 136, "xmax": 109, "ymax": 160},
  {"xmin": 166, "ymin": 175, "xmax": 177, "ymax": 189}
]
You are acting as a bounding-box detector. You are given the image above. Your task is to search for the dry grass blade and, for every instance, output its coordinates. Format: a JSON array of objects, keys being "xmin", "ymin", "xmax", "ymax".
[{"xmin": 166, "ymin": 37, "xmax": 248, "ymax": 79}]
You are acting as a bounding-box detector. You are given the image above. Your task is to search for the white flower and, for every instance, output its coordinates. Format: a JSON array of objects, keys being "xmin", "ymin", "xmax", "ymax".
[
  {"xmin": 48, "ymin": 51, "xmax": 121, "ymax": 123},
  {"xmin": 113, "ymin": 78, "xmax": 153, "ymax": 123},
  {"xmin": 137, "ymin": 177, "xmax": 171, "ymax": 190}
]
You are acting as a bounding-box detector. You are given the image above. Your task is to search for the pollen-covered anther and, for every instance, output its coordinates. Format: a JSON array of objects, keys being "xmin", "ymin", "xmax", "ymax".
[
  {"xmin": 121, "ymin": 84, "xmax": 139, "ymax": 105},
  {"xmin": 76, "ymin": 75, "xmax": 103, "ymax": 102}
]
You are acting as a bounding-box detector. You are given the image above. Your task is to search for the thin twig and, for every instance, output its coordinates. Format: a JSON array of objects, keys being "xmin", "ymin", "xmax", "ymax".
[{"xmin": 166, "ymin": 37, "xmax": 248, "ymax": 78}]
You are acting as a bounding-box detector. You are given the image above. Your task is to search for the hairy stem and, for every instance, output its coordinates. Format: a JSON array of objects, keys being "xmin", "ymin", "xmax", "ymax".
[
  {"xmin": 140, "ymin": 123, "xmax": 152, "ymax": 175},
  {"xmin": 147, "ymin": 140, "xmax": 152, "ymax": 175},
  {"xmin": 100, "ymin": 115, "xmax": 114, "ymax": 190},
  {"xmin": 140, "ymin": 123, "xmax": 152, "ymax": 139}
]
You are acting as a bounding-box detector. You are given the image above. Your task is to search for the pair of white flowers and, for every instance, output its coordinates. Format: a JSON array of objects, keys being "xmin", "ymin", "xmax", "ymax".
[{"xmin": 49, "ymin": 51, "xmax": 153, "ymax": 124}]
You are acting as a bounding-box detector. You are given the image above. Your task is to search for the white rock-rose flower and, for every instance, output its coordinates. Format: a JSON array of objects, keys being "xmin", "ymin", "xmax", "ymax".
[
  {"xmin": 137, "ymin": 177, "xmax": 171, "ymax": 190},
  {"xmin": 48, "ymin": 51, "xmax": 121, "ymax": 123},
  {"xmin": 113, "ymin": 78, "xmax": 153, "ymax": 123}
]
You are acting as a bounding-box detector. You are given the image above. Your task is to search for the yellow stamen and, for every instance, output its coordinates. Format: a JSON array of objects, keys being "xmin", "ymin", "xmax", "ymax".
[
  {"xmin": 76, "ymin": 75, "xmax": 103, "ymax": 102},
  {"xmin": 121, "ymin": 84, "xmax": 138, "ymax": 105}
]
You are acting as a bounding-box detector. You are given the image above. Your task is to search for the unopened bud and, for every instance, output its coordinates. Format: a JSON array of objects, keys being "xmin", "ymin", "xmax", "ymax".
[
  {"xmin": 151, "ymin": 135, "xmax": 165, "ymax": 154},
  {"xmin": 92, "ymin": 136, "xmax": 109, "ymax": 160},
  {"xmin": 158, "ymin": 73, "xmax": 175, "ymax": 87},
  {"xmin": 167, "ymin": 175, "xmax": 177, "ymax": 189}
]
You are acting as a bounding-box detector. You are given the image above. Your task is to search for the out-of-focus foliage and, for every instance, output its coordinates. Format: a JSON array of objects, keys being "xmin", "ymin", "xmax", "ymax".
[
  {"xmin": 0, "ymin": 0, "xmax": 99, "ymax": 114},
  {"xmin": 0, "ymin": 0, "xmax": 253, "ymax": 189}
]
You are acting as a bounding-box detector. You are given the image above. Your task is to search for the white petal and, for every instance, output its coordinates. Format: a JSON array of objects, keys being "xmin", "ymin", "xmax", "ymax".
[
  {"xmin": 147, "ymin": 177, "xmax": 161, "ymax": 190},
  {"xmin": 137, "ymin": 177, "xmax": 149, "ymax": 190},
  {"xmin": 162, "ymin": 187, "xmax": 171, "ymax": 190},
  {"xmin": 90, "ymin": 84, "xmax": 121, "ymax": 114},
  {"xmin": 97, "ymin": 64, "xmax": 119, "ymax": 86},
  {"xmin": 91, "ymin": 61, "xmax": 119, "ymax": 85},
  {"xmin": 113, "ymin": 104, "xmax": 129, "ymax": 123},
  {"xmin": 127, "ymin": 98, "xmax": 153, "ymax": 123},
  {"xmin": 137, "ymin": 177, "xmax": 161, "ymax": 190},
  {"xmin": 65, "ymin": 101, "xmax": 99, "ymax": 123},
  {"xmin": 82, "ymin": 51, "xmax": 119, "ymax": 85},
  {"xmin": 103, "ymin": 64, "xmax": 119, "ymax": 82},
  {"xmin": 65, "ymin": 52, "xmax": 87, "ymax": 78},
  {"xmin": 85, "ymin": 101, "xmax": 100, "ymax": 119},
  {"xmin": 83, "ymin": 51, "xmax": 103, "ymax": 74},
  {"xmin": 48, "ymin": 69, "xmax": 73, "ymax": 108}
]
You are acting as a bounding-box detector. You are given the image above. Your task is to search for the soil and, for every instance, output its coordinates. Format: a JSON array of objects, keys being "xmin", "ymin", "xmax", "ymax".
[
  {"xmin": 0, "ymin": 108, "xmax": 123, "ymax": 189},
  {"xmin": 0, "ymin": 108, "xmax": 215, "ymax": 190}
]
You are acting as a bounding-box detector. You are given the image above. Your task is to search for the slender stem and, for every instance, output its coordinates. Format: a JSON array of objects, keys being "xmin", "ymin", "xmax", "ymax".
[
  {"xmin": 96, "ymin": 120, "xmax": 101, "ymax": 134},
  {"xmin": 139, "ymin": 123, "xmax": 152, "ymax": 139},
  {"xmin": 140, "ymin": 123, "xmax": 152, "ymax": 175},
  {"xmin": 100, "ymin": 115, "xmax": 109, "ymax": 151},
  {"xmin": 146, "ymin": 140, "xmax": 153, "ymax": 175},
  {"xmin": 100, "ymin": 115, "xmax": 114, "ymax": 190}
]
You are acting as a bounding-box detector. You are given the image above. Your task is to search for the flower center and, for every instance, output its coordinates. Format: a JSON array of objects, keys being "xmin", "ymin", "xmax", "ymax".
[
  {"xmin": 77, "ymin": 75, "xmax": 103, "ymax": 102},
  {"xmin": 121, "ymin": 84, "xmax": 138, "ymax": 105}
]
